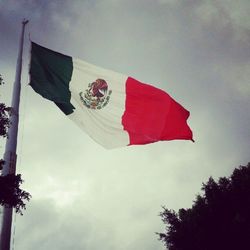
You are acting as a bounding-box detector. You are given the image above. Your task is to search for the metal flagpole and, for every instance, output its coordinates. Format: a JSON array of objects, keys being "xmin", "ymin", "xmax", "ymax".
[{"xmin": 0, "ymin": 19, "xmax": 29, "ymax": 250}]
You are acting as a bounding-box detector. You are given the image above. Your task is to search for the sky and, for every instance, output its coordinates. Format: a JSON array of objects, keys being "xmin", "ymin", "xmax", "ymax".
[{"xmin": 0, "ymin": 0, "xmax": 250, "ymax": 249}]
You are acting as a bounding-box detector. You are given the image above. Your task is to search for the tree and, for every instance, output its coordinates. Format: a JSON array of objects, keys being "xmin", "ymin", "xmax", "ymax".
[
  {"xmin": 0, "ymin": 103, "xmax": 11, "ymax": 138},
  {"xmin": 0, "ymin": 74, "xmax": 31, "ymax": 214},
  {"xmin": 0, "ymin": 174, "xmax": 31, "ymax": 215},
  {"xmin": 0, "ymin": 73, "xmax": 10, "ymax": 138},
  {"xmin": 0, "ymin": 74, "xmax": 4, "ymax": 85},
  {"xmin": 158, "ymin": 162, "xmax": 250, "ymax": 250}
]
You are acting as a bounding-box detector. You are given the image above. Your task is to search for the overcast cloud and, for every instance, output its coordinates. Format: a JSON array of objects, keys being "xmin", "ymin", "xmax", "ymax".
[{"xmin": 0, "ymin": 0, "xmax": 250, "ymax": 249}]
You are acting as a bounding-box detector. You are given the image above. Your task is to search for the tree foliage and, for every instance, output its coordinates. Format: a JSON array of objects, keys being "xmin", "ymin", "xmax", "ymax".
[
  {"xmin": 0, "ymin": 74, "xmax": 31, "ymax": 214},
  {"xmin": 0, "ymin": 74, "xmax": 4, "ymax": 85},
  {"xmin": 158, "ymin": 163, "xmax": 250, "ymax": 250},
  {"xmin": 0, "ymin": 103, "xmax": 11, "ymax": 138},
  {"xmin": 0, "ymin": 174, "xmax": 31, "ymax": 215},
  {"xmin": 0, "ymin": 73, "xmax": 10, "ymax": 137}
]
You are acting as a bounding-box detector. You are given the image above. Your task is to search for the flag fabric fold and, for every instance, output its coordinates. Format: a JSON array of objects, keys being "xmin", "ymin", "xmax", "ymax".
[{"xmin": 29, "ymin": 42, "xmax": 193, "ymax": 149}]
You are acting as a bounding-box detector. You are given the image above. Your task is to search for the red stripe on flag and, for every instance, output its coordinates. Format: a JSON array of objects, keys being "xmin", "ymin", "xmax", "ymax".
[{"xmin": 122, "ymin": 77, "xmax": 193, "ymax": 145}]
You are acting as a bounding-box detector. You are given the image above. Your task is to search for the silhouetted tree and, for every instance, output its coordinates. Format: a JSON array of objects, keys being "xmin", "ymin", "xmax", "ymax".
[
  {"xmin": 0, "ymin": 74, "xmax": 4, "ymax": 85},
  {"xmin": 158, "ymin": 162, "xmax": 250, "ymax": 250},
  {"xmin": 0, "ymin": 74, "xmax": 11, "ymax": 137},
  {"xmin": 0, "ymin": 74, "xmax": 31, "ymax": 214},
  {"xmin": 0, "ymin": 174, "xmax": 31, "ymax": 215},
  {"xmin": 0, "ymin": 103, "xmax": 11, "ymax": 138}
]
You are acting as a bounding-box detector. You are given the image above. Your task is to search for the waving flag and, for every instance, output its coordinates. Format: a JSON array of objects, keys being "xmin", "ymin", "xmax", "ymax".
[{"xmin": 29, "ymin": 42, "xmax": 193, "ymax": 149}]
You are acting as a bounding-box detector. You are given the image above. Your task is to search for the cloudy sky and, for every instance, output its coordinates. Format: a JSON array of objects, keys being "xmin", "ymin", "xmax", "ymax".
[{"xmin": 0, "ymin": 0, "xmax": 250, "ymax": 249}]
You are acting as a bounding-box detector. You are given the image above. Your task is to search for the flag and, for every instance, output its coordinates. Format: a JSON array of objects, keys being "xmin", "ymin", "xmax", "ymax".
[{"xmin": 29, "ymin": 42, "xmax": 193, "ymax": 149}]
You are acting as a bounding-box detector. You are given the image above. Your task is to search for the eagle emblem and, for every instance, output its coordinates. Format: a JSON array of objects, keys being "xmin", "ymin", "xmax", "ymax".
[{"xmin": 79, "ymin": 79, "xmax": 112, "ymax": 109}]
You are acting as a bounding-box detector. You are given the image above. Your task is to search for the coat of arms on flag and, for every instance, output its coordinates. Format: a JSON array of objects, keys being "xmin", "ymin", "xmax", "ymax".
[{"xmin": 79, "ymin": 79, "xmax": 112, "ymax": 110}]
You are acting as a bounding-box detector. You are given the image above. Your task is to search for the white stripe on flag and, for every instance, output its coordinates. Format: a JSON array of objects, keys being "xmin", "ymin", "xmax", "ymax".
[{"xmin": 68, "ymin": 58, "xmax": 130, "ymax": 148}]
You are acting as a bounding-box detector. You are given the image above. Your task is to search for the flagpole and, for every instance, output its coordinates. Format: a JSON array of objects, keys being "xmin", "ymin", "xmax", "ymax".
[{"xmin": 0, "ymin": 19, "xmax": 29, "ymax": 250}]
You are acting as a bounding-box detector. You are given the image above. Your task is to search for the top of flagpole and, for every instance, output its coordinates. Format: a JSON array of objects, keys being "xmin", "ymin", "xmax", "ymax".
[{"xmin": 22, "ymin": 19, "xmax": 29, "ymax": 25}]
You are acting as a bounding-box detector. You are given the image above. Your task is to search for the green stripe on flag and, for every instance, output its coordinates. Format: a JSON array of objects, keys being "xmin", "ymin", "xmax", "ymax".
[{"xmin": 30, "ymin": 42, "xmax": 75, "ymax": 115}]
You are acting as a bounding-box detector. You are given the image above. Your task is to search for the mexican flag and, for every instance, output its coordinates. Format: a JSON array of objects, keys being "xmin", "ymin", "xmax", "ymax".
[{"xmin": 29, "ymin": 42, "xmax": 193, "ymax": 149}]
